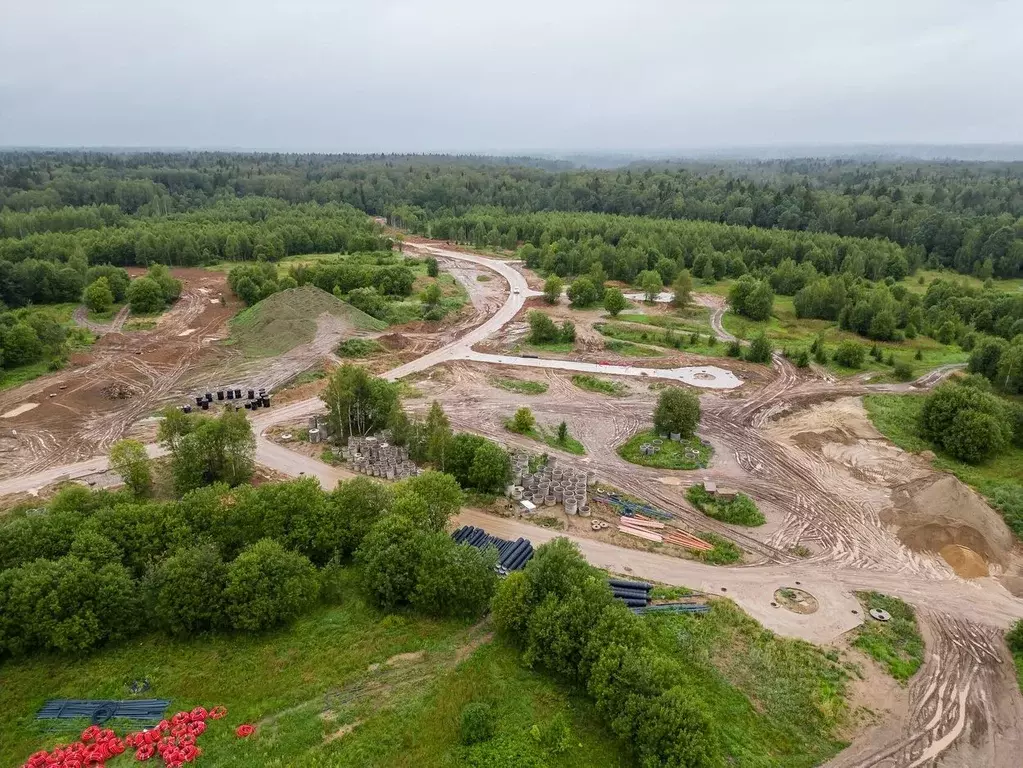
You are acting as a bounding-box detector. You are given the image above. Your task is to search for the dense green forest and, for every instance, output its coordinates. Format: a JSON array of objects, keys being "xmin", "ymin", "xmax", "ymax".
[
  {"xmin": 2, "ymin": 151, "xmax": 1023, "ymax": 377},
  {"xmin": 2, "ymin": 151, "xmax": 1022, "ymax": 276}
]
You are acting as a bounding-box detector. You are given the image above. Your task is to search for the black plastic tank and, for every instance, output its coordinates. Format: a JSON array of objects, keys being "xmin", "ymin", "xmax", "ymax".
[
  {"xmin": 234, "ymin": 388, "xmax": 242, "ymax": 398},
  {"xmin": 247, "ymin": 389, "xmax": 255, "ymax": 400},
  {"xmin": 217, "ymin": 391, "xmax": 224, "ymax": 401},
  {"xmin": 200, "ymin": 401, "xmax": 209, "ymax": 411},
  {"xmin": 195, "ymin": 396, "xmax": 204, "ymax": 406},
  {"xmin": 262, "ymin": 396, "xmax": 271, "ymax": 407},
  {"xmin": 226, "ymin": 390, "xmax": 234, "ymax": 400}
]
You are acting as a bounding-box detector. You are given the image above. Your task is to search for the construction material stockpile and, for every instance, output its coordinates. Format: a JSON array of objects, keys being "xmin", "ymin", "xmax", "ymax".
[
  {"xmin": 594, "ymin": 492, "xmax": 713, "ymax": 551},
  {"xmin": 608, "ymin": 578, "xmax": 653, "ymax": 607},
  {"xmin": 508, "ymin": 451, "xmax": 596, "ymax": 516},
  {"xmin": 344, "ymin": 435, "xmax": 418, "ymax": 480},
  {"xmin": 451, "ymin": 526, "xmax": 534, "ymax": 574}
]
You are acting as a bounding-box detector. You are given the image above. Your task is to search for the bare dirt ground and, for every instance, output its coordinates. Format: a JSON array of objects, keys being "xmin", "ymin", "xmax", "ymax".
[
  {"xmin": 826, "ymin": 612, "xmax": 1023, "ymax": 768},
  {"xmin": 0, "ymin": 269, "xmax": 237, "ymax": 478}
]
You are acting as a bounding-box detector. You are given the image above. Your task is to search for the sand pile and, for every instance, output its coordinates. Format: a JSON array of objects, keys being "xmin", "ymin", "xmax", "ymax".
[{"xmin": 885, "ymin": 475, "xmax": 1014, "ymax": 576}]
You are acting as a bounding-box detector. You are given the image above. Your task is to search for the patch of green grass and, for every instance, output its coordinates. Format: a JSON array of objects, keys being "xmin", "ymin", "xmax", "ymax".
[
  {"xmin": 491, "ymin": 377, "xmax": 548, "ymax": 395},
  {"xmin": 603, "ymin": 339, "xmax": 664, "ymax": 357},
  {"xmin": 0, "ymin": 573, "xmax": 625, "ymax": 768},
  {"xmin": 336, "ymin": 338, "xmax": 385, "ymax": 358},
  {"xmin": 229, "ymin": 284, "xmax": 386, "ymax": 358},
  {"xmin": 596, "ymin": 321, "xmax": 731, "ymax": 361},
  {"xmin": 476, "ymin": 274, "xmax": 491, "ymax": 282},
  {"xmin": 721, "ymin": 297, "xmax": 968, "ymax": 378},
  {"xmin": 851, "ymin": 592, "xmax": 924, "ymax": 682},
  {"xmin": 864, "ymin": 394, "xmax": 1023, "ymax": 538},
  {"xmin": 0, "ymin": 361, "xmax": 55, "ymax": 391},
  {"xmin": 648, "ymin": 585, "xmax": 694, "ymax": 601},
  {"xmin": 618, "ymin": 429, "xmax": 712, "ymax": 470},
  {"xmin": 123, "ymin": 318, "xmax": 157, "ymax": 331},
  {"xmin": 693, "ymin": 533, "xmax": 743, "ymax": 565},
  {"xmin": 521, "ymin": 340, "xmax": 576, "ymax": 354},
  {"xmin": 283, "ymin": 368, "xmax": 328, "ymax": 389},
  {"xmin": 507, "ymin": 423, "xmax": 587, "ymax": 456},
  {"xmin": 686, "ymin": 485, "xmax": 766, "ymax": 527},
  {"xmin": 644, "ymin": 600, "xmax": 849, "ymax": 766},
  {"xmin": 616, "ymin": 305, "xmax": 712, "ymax": 332},
  {"xmin": 86, "ymin": 302, "xmax": 125, "ymax": 323},
  {"xmin": 571, "ymin": 374, "xmax": 628, "ymax": 397},
  {"xmin": 900, "ymin": 269, "xmax": 1023, "ymax": 296}
]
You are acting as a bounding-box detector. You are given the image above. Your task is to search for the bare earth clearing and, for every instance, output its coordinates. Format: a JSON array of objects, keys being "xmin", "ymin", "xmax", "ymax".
[{"xmin": 1, "ymin": 240, "xmax": 1022, "ymax": 767}]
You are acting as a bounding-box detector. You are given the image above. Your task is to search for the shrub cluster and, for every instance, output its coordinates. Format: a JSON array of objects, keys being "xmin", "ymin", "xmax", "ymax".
[
  {"xmin": 0, "ymin": 468, "xmax": 476, "ymax": 659},
  {"xmin": 921, "ymin": 382, "xmax": 1018, "ymax": 463},
  {"xmin": 492, "ymin": 538, "xmax": 720, "ymax": 768}
]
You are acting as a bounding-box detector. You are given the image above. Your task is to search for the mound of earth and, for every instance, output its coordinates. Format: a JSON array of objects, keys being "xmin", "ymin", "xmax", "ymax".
[
  {"xmin": 228, "ymin": 285, "xmax": 386, "ymax": 358},
  {"xmin": 378, "ymin": 332, "xmax": 410, "ymax": 350},
  {"xmin": 885, "ymin": 474, "xmax": 1014, "ymax": 575}
]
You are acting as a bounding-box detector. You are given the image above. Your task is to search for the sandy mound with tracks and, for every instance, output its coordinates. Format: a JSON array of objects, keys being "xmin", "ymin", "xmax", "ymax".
[{"xmin": 885, "ymin": 475, "xmax": 1015, "ymax": 576}]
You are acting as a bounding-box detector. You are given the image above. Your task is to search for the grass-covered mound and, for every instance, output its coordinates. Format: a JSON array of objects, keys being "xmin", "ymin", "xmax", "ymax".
[
  {"xmin": 229, "ymin": 284, "xmax": 385, "ymax": 358},
  {"xmin": 618, "ymin": 429, "xmax": 712, "ymax": 470}
]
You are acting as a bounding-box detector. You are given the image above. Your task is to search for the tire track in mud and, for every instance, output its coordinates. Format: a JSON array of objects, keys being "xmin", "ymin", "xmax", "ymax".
[{"xmin": 828, "ymin": 613, "xmax": 1021, "ymax": 768}]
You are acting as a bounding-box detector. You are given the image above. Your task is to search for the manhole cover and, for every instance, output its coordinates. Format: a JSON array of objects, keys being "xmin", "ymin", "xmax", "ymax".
[{"xmin": 869, "ymin": 609, "xmax": 891, "ymax": 622}]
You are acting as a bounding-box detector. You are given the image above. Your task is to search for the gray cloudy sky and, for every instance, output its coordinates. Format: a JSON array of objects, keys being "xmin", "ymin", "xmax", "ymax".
[{"xmin": 1, "ymin": 0, "xmax": 1020, "ymax": 152}]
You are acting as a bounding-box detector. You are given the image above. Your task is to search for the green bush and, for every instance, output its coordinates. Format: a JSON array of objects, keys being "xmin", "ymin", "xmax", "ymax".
[
  {"xmin": 833, "ymin": 340, "xmax": 865, "ymax": 368},
  {"xmin": 653, "ymin": 387, "xmax": 701, "ymax": 438},
  {"xmin": 147, "ymin": 543, "xmax": 228, "ymax": 635},
  {"xmin": 1007, "ymin": 619, "xmax": 1023, "ymax": 655},
  {"xmin": 224, "ymin": 539, "xmax": 320, "ymax": 631},
  {"xmin": 745, "ymin": 332, "xmax": 772, "ymax": 364},
  {"xmin": 686, "ymin": 485, "xmax": 765, "ymax": 526},
  {"xmin": 459, "ymin": 702, "xmax": 496, "ymax": 745},
  {"xmin": 921, "ymin": 383, "xmax": 1012, "ymax": 463}
]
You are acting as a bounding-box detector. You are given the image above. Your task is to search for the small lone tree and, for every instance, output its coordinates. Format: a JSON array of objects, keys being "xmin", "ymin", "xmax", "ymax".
[
  {"xmin": 653, "ymin": 388, "xmax": 700, "ymax": 438},
  {"xmin": 639, "ymin": 270, "xmax": 663, "ymax": 303},
  {"xmin": 671, "ymin": 270, "xmax": 693, "ymax": 309},
  {"xmin": 557, "ymin": 421, "xmax": 568, "ymax": 442},
  {"xmin": 543, "ymin": 275, "xmax": 563, "ymax": 305},
  {"xmin": 745, "ymin": 332, "xmax": 772, "ymax": 364},
  {"xmin": 84, "ymin": 277, "xmax": 114, "ymax": 314},
  {"xmin": 109, "ymin": 438, "xmax": 152, "ymax": 496},
  {"xmin": 509, "ymin": 407, "xmax": 536, "ymax": 434},
  {"xmin": 603, "ymin": 287, "xmax": 628, "ymax": 317}
]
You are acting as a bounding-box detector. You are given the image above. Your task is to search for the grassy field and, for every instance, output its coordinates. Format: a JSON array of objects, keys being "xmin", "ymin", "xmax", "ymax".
[
  {"xmin": 693, "ymin": 533, "xmax": 744, "ymax": 565},
  {"xmin": 597, "ymin": 321, "xmax": 730, "ymax": 361},
  {"xmin": 864, "ymin": 394, "xmax": 1023, "ymax": 538},
  {"xmin": 336, "ymin": 338, "xmax": 386, "ymax": 358},
  {"xmin": 645, "ymin": 600, "xmax": 850, "ymax": 766},
  {"xmin": 490, "ymin": 377, "xmax": 548, "ymax": 395},
  {"xmin": 618, "ymin": 429, "xmax": 712, "ymax": 469},
  {"xmin": 686, "ymin": 485, "xmax": 766, "ymax": 527},
  {"xmin": 615, "ymin": 304, "xmax": 713, "ymax": 333},
  {"xmin": 228, "ymin": 285, "xmax": 386, "ymax": 358},
  {"xmin": 721, "ymin": 296, "xmax": 968, "ymax": 377},
  {"xmin": 570, "ymin": 374, "xmax": 629, "ymax": 396},
  {"xmin": 602, "ymin": 338, "xmax": 665, "ymax": 357},
  {"xmin": 0, "ymin": 574, "xmax": 628, "ymax": 768},
  {"xmin": 521, "ymin": 424, "xmax": 586, "ymax": 456},
  {"xmin": 851, "ymin": 592, "xmax": 925, "ymax": 682},
  {"xmin": 0, "ymin": 304, "xmax": 95, "ymax": 391}
]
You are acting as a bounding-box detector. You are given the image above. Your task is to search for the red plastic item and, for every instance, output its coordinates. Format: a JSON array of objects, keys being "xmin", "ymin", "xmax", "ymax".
[
  {"xmin": 22, "ymin": 704, "xmax": 228, "ymax": 768},
  {"xmin": 234, "ymin": 724, "xmax": 255, "ymax": 738}
]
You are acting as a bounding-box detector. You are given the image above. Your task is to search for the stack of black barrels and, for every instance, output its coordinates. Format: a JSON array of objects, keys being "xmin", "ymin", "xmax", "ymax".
[
  {"xmin": 182, "ymin": 387, "xmax": 270, "ymax": 414},
  {"xmin": 608, "ymin": 578, "xmax": 653, "ymax": 608},
  {"xmin": 450, "ymin": 526, "xmax": 534, "ymax": 574}
]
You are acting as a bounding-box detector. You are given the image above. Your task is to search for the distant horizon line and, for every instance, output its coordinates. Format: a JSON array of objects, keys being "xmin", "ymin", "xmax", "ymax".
[{"xmin": 3, "ymin": 142, "xmax": 1023, "ymax": 162}]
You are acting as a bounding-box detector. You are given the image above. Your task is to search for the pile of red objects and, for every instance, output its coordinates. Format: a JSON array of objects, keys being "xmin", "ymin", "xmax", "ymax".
[{"xmin": 22, "ymin": 705, "xmax": 235, "ymax": 768}]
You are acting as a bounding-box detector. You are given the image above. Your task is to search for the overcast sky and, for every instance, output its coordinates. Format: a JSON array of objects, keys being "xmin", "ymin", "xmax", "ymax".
[{"xmin": 1, "ymin": 0, "xmax": 1020, "ymax": 153}]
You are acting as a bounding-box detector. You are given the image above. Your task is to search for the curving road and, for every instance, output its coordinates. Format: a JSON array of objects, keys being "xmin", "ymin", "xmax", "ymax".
[{"xmin": 4, "ymin": 243, "xmax": 1018, "ymax": 767}]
